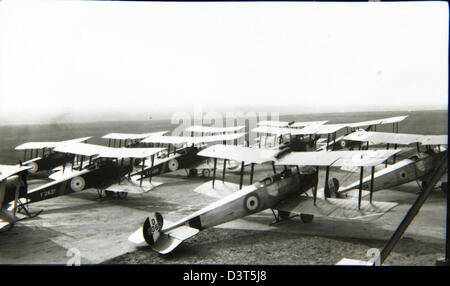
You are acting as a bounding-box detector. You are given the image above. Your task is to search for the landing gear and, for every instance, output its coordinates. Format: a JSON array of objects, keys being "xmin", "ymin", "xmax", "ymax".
[
  {"xmin": 300, "ymin": 214, "xmax": 314, "ymax": 224},
  {"xmin": 441, "ymin": 182, "xmax": 448, "ymax": 194},
  {"xmin": 188, "ymin": 169, "xmax": 198, "ymax": 177},
  {"xmin": 325, "ymin": 178, "xmax": 340, "ymax": 198},
  {"xmin": 117, "ymin": 192, "xmax": 128, "ymax": 199},
  {"xmin": 105, "ymin": 190, "xmax": 116, "ymax": 198},
  {"xmin": 269, "ymin": 209, "xmax": 300, "ymax": 225},
  {"xmin": 421, "ymin": 181, "xmax": 428, "ymax": 191},
  {"xmin": 278, "ymin": 211, "xmax": 291, "ymax": 220},
  {"xmin": 202, "ymin": 169, "xmax": 211, "ymax": 178}
]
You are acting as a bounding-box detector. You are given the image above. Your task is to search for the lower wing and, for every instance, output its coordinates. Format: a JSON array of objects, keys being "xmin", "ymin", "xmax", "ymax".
[{"xmin": 274, "ymin": 195, "xmax": 397, "ymax": 220}]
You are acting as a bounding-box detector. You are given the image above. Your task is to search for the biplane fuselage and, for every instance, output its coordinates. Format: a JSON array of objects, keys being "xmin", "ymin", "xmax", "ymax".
[
  {"xmin": 24, "ymin": 152, "xmax": 75, "ymax": 178},
  {"xmin": 22, "ymin": 159, "xmax": 133, "ymax": 204},
  {"xmin": 178, "ymin": 169, "xmax": 318, "ymax": 230},
  {"xmin": 339, "ymin": 150, "xmax": 447, "ymax": 194},
  {"xmin": 147, "ymin": 146, "xmax": 205, "ymax": 176}
]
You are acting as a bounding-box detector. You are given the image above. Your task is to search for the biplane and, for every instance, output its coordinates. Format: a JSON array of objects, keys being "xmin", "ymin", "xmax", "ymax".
[
  {"xmin": 128, "ymin": 130, "xmax": 246, "ymax": 179},
  {"xmin": 129, "ymin": 144, "xmax": 401, "ymax": 254},
  {"xmin": 0, "ymin": 164, "xmax": 34, "ymax": 230},
  {"xmin": 335, "ymin": 131, "xmax": 448, "ymax": 197},
  {"xmin": 14, "ymin": 136, "xmax": 92, "ymax": 177},
  {"xmin": 102, "ymin": 131, "xmax": 169, "ymax": 148},
  {"xmin": 251, "ymin": 116, "xmax": 408, "ymax": 152},
  {"xmin": 0, "ymin": 143, "xmax": 165, "ymax": 230}
]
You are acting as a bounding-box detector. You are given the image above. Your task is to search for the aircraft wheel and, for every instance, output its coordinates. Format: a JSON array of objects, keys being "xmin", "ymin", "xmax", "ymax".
[
  {"xmin": 300, "ymin": 214, "xmax": 314, "ymax": 224},
  {"xmin": 117, "ymin": 192, "xmax": 128, "ymax": 199},
  {"xmin": 441, "ymin": 182, "xmax": 448, "ymax": 194},
  {"xmin": 202, "ymin": 169, "xmax": 211, "ymax": 178},
  {"xmin": 70, "ymin": 176, "xmax": 86, "ymax": 192},
  {"xmin": 105, "ymin": 190, "xmax": 116, "ymax": 198},
  {"xmin": 168, "ymin": 159, "xmax": 179, "ymax": 171},
  {"xmin": 189, "ymin": 169, "xmax": 198, "ymax": 177}
]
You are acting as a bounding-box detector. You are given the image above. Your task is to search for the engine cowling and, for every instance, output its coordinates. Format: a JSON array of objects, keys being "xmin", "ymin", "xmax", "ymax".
[
  {"xmin": 168, "ymin": 159, "xmax": 179, "ymax": 171},
  {"xmin": 26, "ymin": 162, "xmax": 39, "ymax": 174},
  {"xmin": 70, "ymin": 176, "xmax": 86, "ymax": 192}
]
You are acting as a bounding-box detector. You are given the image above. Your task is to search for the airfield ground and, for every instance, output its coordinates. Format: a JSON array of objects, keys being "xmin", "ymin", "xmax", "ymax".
[
  {"xmin": 0, "ymin": 165, "xmax": 447, "ymax": 265},
  {"xmin": 0, "ymin": 110, "xmax": 447, "ymax": 265}
]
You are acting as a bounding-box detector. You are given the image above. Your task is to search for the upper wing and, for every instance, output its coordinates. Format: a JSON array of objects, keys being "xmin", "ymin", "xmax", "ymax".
[
  {"xmin": 189, "ymin": 133, "xmax": 246, "ymax": 144},
  {"xmin": 141, "ymin": 135, "xmax": 191, "ymax": 145},
  {"xmin": 197, "ymin": 144, "xmax": 278, "ymax": 164},
  {"xmin": 0, "ymin": 165, "xmax": 32, "ymax": 182},
  {"xmin": 251, "ymin": 126, "xmax": 294, "ymax": 136},
  {"xmin": 102, "ymin": 131, "xmax": 168, "ymax": 140},
  {"xmin": 142, "ymin": 133, "xmax": 246, "ymax": 145},
  {"xmin": 185, "ymin": 125, "xmax": 245, "ymax": 133},
  {"xmin": 53, "ymin": 143, "xmax": 165, "ymax": 158},
  {"xmin": 347, "ymin": 115, "xmax": 408, "ymax": 128},
  {"xmin": 274, "ymin": 195, "xmax": 398, "ymax": 220},
  {"xmin": 295, "ymin": 124, "xmax": 349, "ymax": 135},
  {"xmin": 343, "ymin": 131, "xmax": 447, "ymax": 146},
  {"xmin": 290, "ymin": 120, "xmax": 329, "ymax": 128},
  {"xmin": 274, "ymin": 150, "xmax": 401, "ymax": 167},
  {"xmin": 15, "ymin": 136, "xmax": 92, "ymax": 150},
  {"xmin": 420, "ymin": 135, "xmax": 448, "ymax": 145},
  {"xmin": 257, "ymin": 120, "xmax": 291, "ymax": 127}
]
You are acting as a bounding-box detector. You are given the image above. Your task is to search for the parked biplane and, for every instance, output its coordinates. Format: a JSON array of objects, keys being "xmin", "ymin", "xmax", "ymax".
[
  {"xmin": 102, "ymin": 131, "xmax": 169, "ymax": 148},
  {"xmin": 109, "ymin": 126, "xmax": 246, "ymax": 181},
  {"xmin": 0, "ymin": 164, "xmax": 36, "ymax": 230},
  {"xmin": 14, "ymin": 137, "xmax": 91, "ymax": 178},
  {"xmin": 335, "ymin": 131, "xmax": 448, "ymax": 197},
  {"xmin": 251, "ymin": 116, "xmax": 408, "ymax": 152},
  {"xmin": 129, "ymin": 144, "xmax": 401, "ymax": 254},
  {"xmin": 0, "ymin": 143, "xmax": 165, "ymax": 230}
]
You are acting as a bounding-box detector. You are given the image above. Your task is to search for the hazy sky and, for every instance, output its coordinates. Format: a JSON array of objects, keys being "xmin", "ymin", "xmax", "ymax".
[{"xmin": 0, "ymin": 0, "xmax": 448, "ymax": 124}]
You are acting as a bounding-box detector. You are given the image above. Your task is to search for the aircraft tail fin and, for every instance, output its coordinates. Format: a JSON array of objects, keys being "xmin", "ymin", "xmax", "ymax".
[
  {"xmin": 142, "ymin": 212, "xmax": 164, "ymax": 246},
  {"xmin": 129, "ymin": 212, "xmax": 199, "ymax": 254}
]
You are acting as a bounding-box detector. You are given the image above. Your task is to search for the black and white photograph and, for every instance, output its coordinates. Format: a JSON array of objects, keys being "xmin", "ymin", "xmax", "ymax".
[{"xmin": 0, "ymin": 0, "xmax": 448, "ymax": 274}]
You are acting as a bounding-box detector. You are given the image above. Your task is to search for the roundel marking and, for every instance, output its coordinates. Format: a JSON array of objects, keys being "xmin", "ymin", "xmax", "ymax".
[{"xmin": 244, "ymin": 194, "xmax": 260, "ymax": 212}]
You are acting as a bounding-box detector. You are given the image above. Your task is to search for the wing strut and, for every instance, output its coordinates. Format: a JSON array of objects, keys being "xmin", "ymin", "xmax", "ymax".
[
  {"xmin": 358, "ymin": 166, "xmax": 364, "ymax": 209},
  {"xmin": 149, "ymin": 154, "xmax": 155, "ymax": 183},
  {"xmin": 323, "ymin": 166, "xmax": 330, "ymax": 200},
  {"xmin": 239, "ymin": 161, "xmax": 245, "ymax": 189},
  {"xmin": 313, "ymin": 166, "xmax": 318, "ymax": 205},
  {"xmin": 212, "ymin": 158, "xmax": 217, "ymax": 188},
  {"xmin": 250, "ymin": 163, "xmax": 255, "ymax": 184},
  {"xmin": 326, "ymin": 133, "xmax": 330, "ymax": 151},
  {"xmin": 140, "ymin": 157, "xmax": 146, "ymax": 187},
  {"xmin": 222, "ymin": 159, "xmax": 227, "ymax": 183},
  {"xmin": 369, "ymin": 166, "xmax": 375, "ymax": 203}
]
